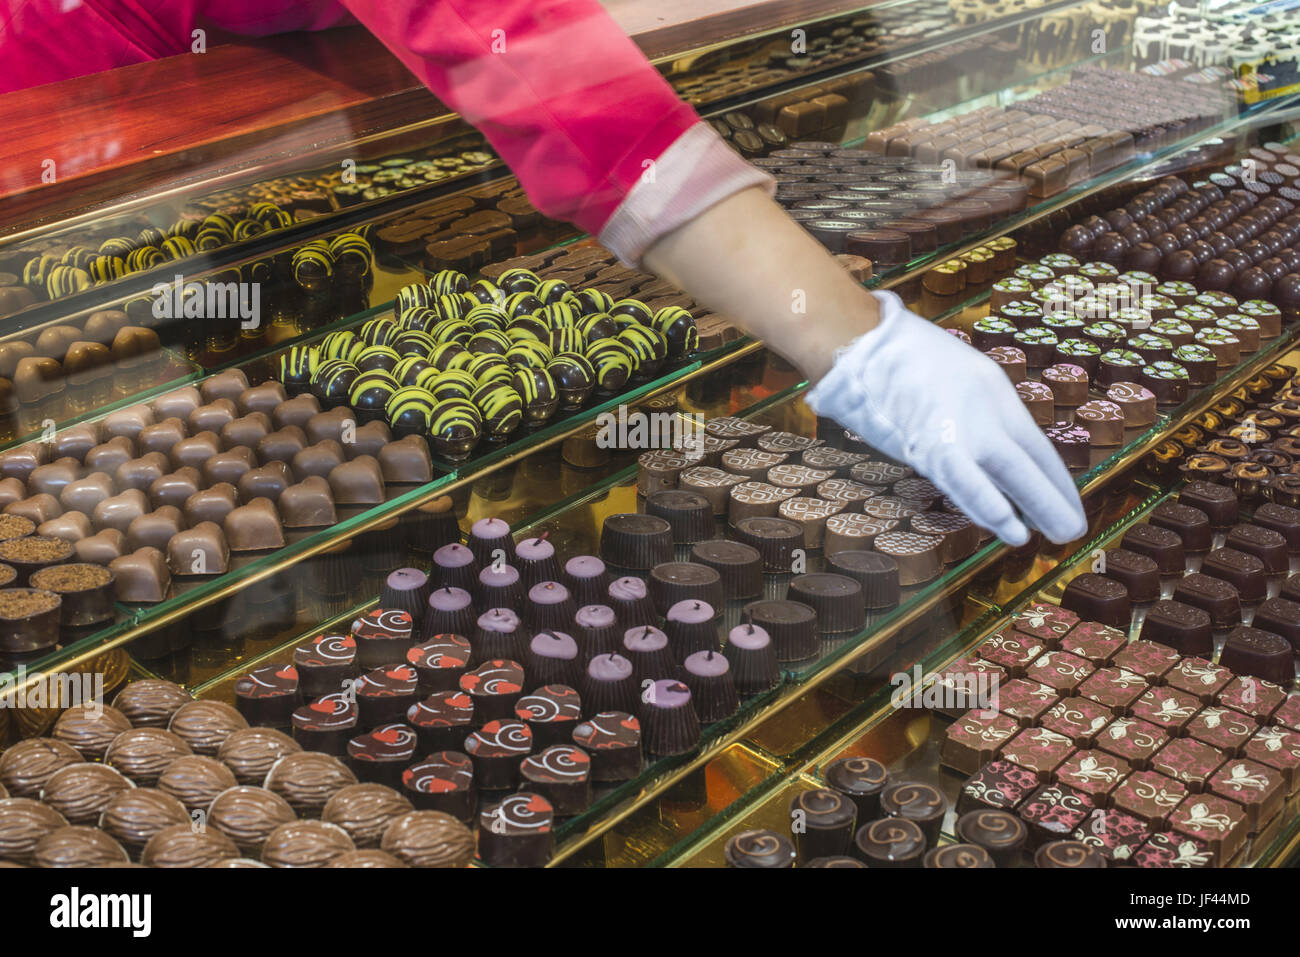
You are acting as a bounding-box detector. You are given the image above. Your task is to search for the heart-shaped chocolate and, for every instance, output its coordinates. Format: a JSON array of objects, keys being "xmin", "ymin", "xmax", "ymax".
[
  {"xmin": 137, "ymin": 417, "xmax": 188, "ymax": 457},
  {"xmin": 220, "ymin": 412, "xmax": 272, "ymax": 450},
  {"xmin": 201, "ymin": 446, "xmax": 257, "ymax": 487},
  {"xmin": 200, "ymin": 369, "xmax": 249, "ymax": 404},
  {"xmin": 51, "ymin": 422, "xmax": 102, "ymax": 460},
  {"xmin": 110, "ymin": 546, "xmax": 172, "ymax": 601},
  {"xmin": 166, "ymin": 521, "xmax": 229, "ymax": 575},
  {"xmin": 28, "ymin": 459, "xmax": 81, "ymax": 498},
  {"xmin": 169, "ymin": 430, "xmax": 221, "ymax": 471},
  {"xmin": 151, "ymin": 385, "xmax": 202, "ymax": 421},
  {"xmin": 92, "ymin": 488, "xmax": 148, "ymax": 533},
  {"xmin": 115, "ymin": 452, "xmax": 170, "ymax": 492},
  {"xmin": 278, "ymin": 476, "xmax": 336, "ymax": 528},
  {"xmin": 224, "ymin": 498, "xmax": 285, "ymax": 551},
  {"xmin": 271, "ymin": 394, "xmax": 321, "ymax": 431},
  {"xmin": 127, "ymin": 506, "xmax": 185, "ymax": 552},
  {"xmin": 38, "ymin": 510, "xmax": 93, "ymax": 542},
  {"xmin": 75, "ymin": 527, "xmax": 127, "ymax": 564},
  {"xmin": 347, "ymin": 419, "xmax": 393, "ymax": 460},
  {"xmin": 378, "ymin": 435, "xmax": 433, "ymax": 484},
  {"xmin": 8, "ymin": 492, "xmax": 62, "ymax": 525},
  {"xmin": 84, "ymin": 435, "xmax": 135, "ymax": 473},
  {"xmin": 183, "ymin": 482, "xmax": 238, "ymax": 527},
  {"xmin": 237, "ymin": 462, "xmax": 292, "ymax": 503},
  {"xmin": 148, "ymin": 467, "xmax": 201, "ymax": 510},
  {"xmin": 60, "ymin": 471, "xmax": 116, "ymax": 514},
  {"xmin": 237, "ymin": 381, "xmax": 287, "ymax": 416},
  {"xmin": 256, "ymin": 426, "xmax": 308, "ymax": 465},
  {"xmin": 328, "ymin": 455, "xmax": 385, "ymax": 505},
  {"xmin": 305, "ymin": 407, "xmax": 357, "ymax": 445},
  {"xmin": 101, "ymin": 405, "xmax": 154, "ymax": 441},
  {"xmin": 291, "ymin": 440, "xmax": 345, "ymax": 481},
  {"xmin": 187, "ymin": 398, "xmax": 238, "ymax": 434}
]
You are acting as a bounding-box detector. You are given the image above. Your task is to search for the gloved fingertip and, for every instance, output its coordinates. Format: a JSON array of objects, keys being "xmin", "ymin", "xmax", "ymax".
[{"xmin": 997, "ymin": 518, "xmax": 1030, "ymax": 547}]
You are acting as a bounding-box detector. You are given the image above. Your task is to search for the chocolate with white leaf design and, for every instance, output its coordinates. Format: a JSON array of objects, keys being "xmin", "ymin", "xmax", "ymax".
[
  {"xmin": 1026, "ymin": 650, "xmax": 1096, "ymax": 695},
  {"xmin": 1186, "ymin": 706, "xmax": 1259, "ymax": 756},
  {"xmin": 957, "ymin": 759, "xmax": 1040, "ymax": 815},
  {"xmin": 1038, "ymin": 696, "xmax": 1113, "ymax": 748},
  {"xmin": 1244, "ymin": 726, "xmax": 1300, "ymax": 793},
  {"xmin": 1133, "ymin": 830, "xmax": 1212, "ymax": 868},
  {"xmin": 1017, "ymin": 782, "xmax": 1095, "ymax": 848},
  {"xmin": 1010, "ymin": 602, "xmax": 1079, "ymax": 645},
  {"xmin": 1150, "ymin": 737, "xmax": 1227, "ymax": 792},
  {"xmin": 941, "ymin": 709, "xmax": 1020, "ymax": 775},
  {"xmin": 1208, "ymin": 758, "xmax": 1285, "ymax": 831},
  {"xmin": 1168, "ymin": 795, "xmax": 1247, "ymax": 865},
  {"xmin": 994, "ymin": 678, "xmax": 1060, "ymax": 726},
  {"xmin": 1164, "ymin": 657, "xmax": 1233, "ymax": 704},
  {"xmin": 1095, "ymin": 715, "xmax": 1168, "ymax": 771},
  {"xmin": 1000, "ymin": 726, "xmax": 1076, "ymax": 782},
  {"xmin": 977, "ymin": 630, "xmax": 1045, "ymax": 678},
  {"xmin": 1056, "ymin": 749, "xmax": 1131, "ymax": 803},
  {"xmin": 1111, "ymin": 769, "xmax": 1188, "ymax": 827},
  {"xmin": 1072, "ymin": 807, "xmax": 1150, "ymax": 863}
]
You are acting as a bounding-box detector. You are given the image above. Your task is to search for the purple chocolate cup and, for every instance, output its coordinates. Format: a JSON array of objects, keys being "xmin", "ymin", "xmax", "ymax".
[
  {"xmin": 524, "ymin": 631, "xmax": 583, "ymax": 688},
  {"xmin": 429, "ymin": 543, "xmax": 478, "ymax": 594},
  {"xmin": 563, "ymin": 555, "xmax": 612, "ymax": 608},
  {"xmin": 478, "ymin": 563, "xmax": 523, "ymax": 612},
  {"xmin": 664, "ymin": 599, "xmax": 721, "ymax": 662},
  {"xmin": 578, "ymin": 654, "xmax": 638, "ymax": 717},
  {"xmin": 422, "ymin": 587, "xmax": 476, "ymax": 641},
  {"xmin": 725, "ymin": 623, "xmax": 780, "ymax": 694},
  {"xmin": 524, "ymin": 581, "xmax": 577, "ymax": 634},
  {"xmin": 379, "ymin": 567, "xmax": 430, "ymax": 625},
  {"xmin": 638, "ymin": 679, "xmax": 702, "ymax": 757},
  {"xmin": 468, "ymin": 517, "xmax": 516, "ymax": 569},
  {"xmin": 681, "ymin": 650, "xmax": 740, "ymax": 723},
  {"xmin": 621, "ymin": 625, "xmax": 678, "ymax": 687},
  {"xmin": 470, "ymin": 608, "xmax": 523, "ymax": 665},
  {"xmin": 573, "ymin": 604, "xmax": 621, "ymax": 659}
]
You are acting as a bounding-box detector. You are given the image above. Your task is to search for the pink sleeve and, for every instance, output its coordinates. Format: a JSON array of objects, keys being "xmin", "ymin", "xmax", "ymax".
[{"xmin": 334, "ymin": 0, "xmax": 772, "ymax": 261}]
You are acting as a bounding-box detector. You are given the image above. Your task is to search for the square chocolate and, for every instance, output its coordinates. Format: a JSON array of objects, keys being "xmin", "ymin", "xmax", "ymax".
[
  {"xmin": 977, "ymin": 629, "xmax": 1046, "ymax": 677},
  {"xmin": 1132, "ymin": 831, "xmax": 1213, "ymax": 868},
  {"xmin": 1112, "ymin": 639, "xmax": 1181, "ymax": 682},
  {"xmin": 1163, "ymin": 657, "xmax": 1232, "ymax": 704},
  {"xmin": 1096, "ymin": 716, "xmax": 1169, "ymax": 770},
  {"xmin": 1217, "ymin": 675, "xmax": 1286, "ymax": 722},
  {"xmin": 1270, "ymin": 694, "xmax": 1300, "ymax": 733},
  {"xmin": 1059, "ymin": 622, "xmax": 1127, "ymax": 664},
  {"xmin": 1001, "ymin": 727, "xmax": 1077, "ymax": 782},
  {"xmin": 1018, "ymin": 782, "xmax": 1096, "ymax": 848},
  {"xmin": 1078, "ymin": 667, "xmax": 1149, "ymax": 714},
  {"xmin": 957, "ymin": 759, "xmax": 1041, "ymax": 814},
  {"xmin": 1185, "ymin": 706, "xmax": 1259, "ymax": 756},
  {"xmin": 1131, "ymin": 686, "xmax": 1202, "ymax": 735},
  {"xmin": 1150, "ymin": 737, "xmax": 1227, "ymax": 792},
  {"xmin": 1055, "ymin": 748, "xmax": 1131, "ymax": 804},
  {"xmin": 994, "ymin": 678, "xmax": 1059, "ymax": 726},
  {"xmin": 930, "ymin": 656, "xmax": 1007, "ymax": 719},
  {"xmin": 1168, "ymin": 795, "xmax": 1248, "ymax": 865},
  {"xmin": 1025, "ymin": 649, "xmax": 1096, "ymax": 695},
  {"xmin": 1244, "ymin": 726, "xmax": 1300, "ymax": 794},
  {"xmin": 1111, "ymin": 770, "xmax": 1188, "ymax": 828},
  {"xmin": 1010, "ymin": 601, "xmax": 1079, "ymax": 645},
  {"xmin": 1072, "ymin": 808, "xmax": 1151, "ymax": 863},
  {"xmin": 1039, "ymin": 697, "xmax": 1114, "ymax": 748},
  {"xmin": 1207, "ymin": 758, "xmax": 1285, "ymax": 832},
  {"xmin": 941, "ymin": 709, "xmax": 1020, "ymax": 775}
]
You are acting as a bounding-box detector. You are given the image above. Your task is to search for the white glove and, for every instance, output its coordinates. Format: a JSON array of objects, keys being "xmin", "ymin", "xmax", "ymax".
[{"xmin": 805, "ymin": 290, "xmax": 1087, "ymax": 546}]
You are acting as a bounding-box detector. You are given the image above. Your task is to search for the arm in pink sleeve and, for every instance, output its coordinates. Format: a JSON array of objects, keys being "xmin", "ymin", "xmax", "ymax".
[{"xmin": 334, "ymin": 0, "xmax": 772, "ymax": 263}]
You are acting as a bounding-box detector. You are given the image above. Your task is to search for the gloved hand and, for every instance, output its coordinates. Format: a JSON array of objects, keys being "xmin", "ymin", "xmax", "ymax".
[{"xmin": 805, "ymin": 290, "xmax": 1087, "ymax": 546}]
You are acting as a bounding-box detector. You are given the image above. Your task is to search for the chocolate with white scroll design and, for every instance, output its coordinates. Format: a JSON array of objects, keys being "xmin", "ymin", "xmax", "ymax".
[
  {"xmin": 464, "ymin": 719, "xmax": 532, "ymax": 758},
  {"xmin": 800, "ymin": 446, "xmax": 864, "ymax": 473},
  {"xmin": 1075, "ymin": 399, "xmax": 1125, "ymax": 446},
  {"xmin": 816, "ymin": 477, "xmax": 877, "ymax": 507},
  {"xmin": 352, "ymin": 608, "xmax": 414, "ymax": 641},
  {"xmin": 756, "ymin": 431, "xmax": 823, "ymax": 454},
  {"xmin": 766, "ymin": 463, "xmax": 834, "ymax": 491},
  {"xmin": 521, "ymin": 744, "xmax": 591, "ymax": 784},
  {"xmin": 347, "ymin": 723, "xmax": 417, "ymax": 763},
  {"xmin": 864, "ymin": 496, "xmax": 919, "ymax": 521},
  {"xmin": 849, "ymin": 460, "xmax": 913, "ymax": 486},
  {"xmin": 703, "ymin": 416, "xmax": 770, "ymax": 443}
]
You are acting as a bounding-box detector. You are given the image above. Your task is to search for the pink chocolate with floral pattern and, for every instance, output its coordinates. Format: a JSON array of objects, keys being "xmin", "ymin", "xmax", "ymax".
[
  {"xmin": 1111, "ymin": 770, "xmax": 1188, "ymax": 828},
  {"xmin": 1001, "ymin": 726, "xmax": 1077, "ymax": 781},
  {"xmin": 1269, "ymin": 694, "xmax": 1300, "ymax": 733},
  {"xmin": 1060, "ymin": 622, "xmax": 1128, "ymax": 664},
  {"xmin": 1112, "ymin": 639, "xmax": 1181, "ymax": 682},
  {"xmin": 1150, "ymin": 737, "xmax": 1227, "ymax": 791},
  {"xmin": 1217, "ymin": 675, "xmax": 1286, "ymax": 722},
  {"xmin": 1026, "ymin": 650, "xmax": 1096, "ymax": 695},
  {"xmin": 994, "ymin": 678, "xmax": 1059, "ymax": 726},
  {"xmin": 1132, "ymin": 685, "xmax": 1202, "ymax": 735},
  {"xmin": 1078, "ymin": 667, "xmax": 1149, "ymax": 714},
  {"xmin": 931, "ymin": 656, "xmax": 1007, "ymax": 719},
  {"xmin": 1243, "ymin": 725, "xmax": 1300, "ymax": 793},
  {"xmin": 1039, "ymin": 697, "xmax": 1114, "ymax": 748},
  {"xmin": 1133, "ymin": 830, "xmax": 1213, "ymax": 868},
  {"xmin": 1011, "ymin": 601, "xmax": 1080, "ymax": 646},
  {"xmin": 1207, "ymin": 758, "xmax": 1285, "ymax": 831},
  {"xmin": 1073, "ymin": 807, "xmax": 1151, "ymax": 863},
  {"xmin": 1185, "ymin": 706, "xmax": 1259, "ymax": 756},
  {"xmin": 1168, "ymin": 795, "xmax": 1247, "ymax": 865},
  {"xmin": 942, "ymin": 709, "xmax": 1020, "ymax": 774},
  {"xmin": 977, "ymin": 629, "xmax": 1045, "ymax": 677},
  {"xmin": 1056, "ymin": 748, "xmax": 1132, "ymax": 803},
  {"xmin": 1096, "ymin": 716, "xmax": 1169, "ymax": 770},
  {"xmin": 958, "ymin": 759, "xmax": 1041, "ymax": 814},
  {"xmin": 1018, "ymin": 782, "xmax": 1095, "ymax": 846},
  {"xmin": 1164, "ymin": 657, "xmax": 1233, "ymax": 704}
]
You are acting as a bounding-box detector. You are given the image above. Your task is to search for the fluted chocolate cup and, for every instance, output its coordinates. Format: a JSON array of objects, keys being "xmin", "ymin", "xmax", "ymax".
[
  {"xmin": 788, "ymin": 573, "xmax": 867, "ymax": 634},
  {"xmin": 664, "ymin": 599, "xmax": 720, "ymax": 661},
  {"xmin": 681, "ymin": 650, "xmax": 739, "ymax": 723},
  {"xmin": 731, "ymin": 516, "xmax": 804, "ymax": 573},
  {"xmin": 573, "ymin": 604, "xmax": 620, "ymax": 658},
  {"xmin": 742, "ymin": 599, "xmax": 819, "ymax": 662},
  {"xmin": 689, "ymin": 540, "xmax": 763, "ymax": 600},
  {"xmin": 638, "ymin": 679, "xmax": 701, "ymax": 757},
  {"xmin": 562, "ymin": 556, "xmax": 611, "ymax": 607},
  {"xmin": 524, "ymin": 581, "xmax": 577, "ymax": 634},
  {"xmin": 724, "ymin": 622, "xmax": 779, "ymax": 694},
  {"xmin": 621, "ymin": 626, "xmax": 677, "ymax": 686},
  {"xmin": 644, "ymin": 490, "xmax": 716, "ymax": 552},
  {"xmin": 599, "ymin": 514, "xmax": 675, "ymax": 571},
  {"xmin": 578, "ymin": 653, "xmax": 638, "ymax": 717},
  {"xmin": 826, "ymin": 551, "xmax": 901, "ymax": 610},
  {"xmin": 647, "ymin": 562, "xmax": 724, "ymax": 616},
  {"xmin": 470, "ymin": 609, "xmax": 523, "ymax": 665},
  {"xmin": 379, "ymin": 567, "xmax": 430, "ymax": 625}
]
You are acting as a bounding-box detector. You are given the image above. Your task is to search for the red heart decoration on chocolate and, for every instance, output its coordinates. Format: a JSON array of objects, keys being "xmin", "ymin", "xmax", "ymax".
[
  {"xmin": 277, "ymin": 666, "xmax": 297, "ymax": 680},
  {"xmin": 373, "ymin": 727, "xmax": 402, "ymax": 744},
  {"xmin": 309, "ymin": 700, "xmax": 335, "ymax": 714},
  {"xmin": 526, "ymin": 794, "xmax": 551, "ymax": 813},
  {"xmin": 449, "ymin": 693, "xmax": 471, "ymax": 707}
]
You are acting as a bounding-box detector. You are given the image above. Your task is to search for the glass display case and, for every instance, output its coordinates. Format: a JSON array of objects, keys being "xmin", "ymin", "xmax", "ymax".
[{"xmin": 2, "ymin": 0, "xmax": 1300, "ymax": 870}]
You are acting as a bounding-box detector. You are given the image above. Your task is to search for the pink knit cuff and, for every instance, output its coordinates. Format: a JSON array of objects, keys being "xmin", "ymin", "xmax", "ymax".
[{"xmin": 597, "ymin": 122, "xmax": 775, "ymax": 266}]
